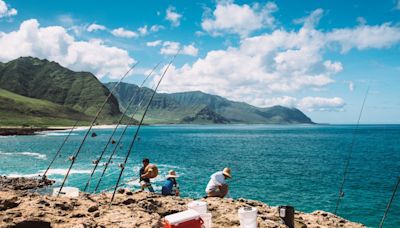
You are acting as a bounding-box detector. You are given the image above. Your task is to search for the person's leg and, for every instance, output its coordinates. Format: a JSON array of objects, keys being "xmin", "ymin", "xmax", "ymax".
[
  {"xmin": 219, "ymin": 184, "xmax": 228, "ymax": 198},
  {"xmin": 140, "ymin": 181, "xmax": 146, "ymax": 191},
  {"xmin": 148, "ymin": 184, "xmax": 155, "ymax": 193}
]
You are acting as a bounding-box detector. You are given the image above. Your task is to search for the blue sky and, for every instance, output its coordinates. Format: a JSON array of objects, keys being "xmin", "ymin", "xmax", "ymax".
[{"xmin": 0, "ymin": 0, "xmax": 399, "ymax": 124}]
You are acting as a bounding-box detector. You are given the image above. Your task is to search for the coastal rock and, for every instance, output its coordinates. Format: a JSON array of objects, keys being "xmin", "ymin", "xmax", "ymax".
[{"xmin": 0, "ymin": 177, "xmax": 365, "ymax": 228}]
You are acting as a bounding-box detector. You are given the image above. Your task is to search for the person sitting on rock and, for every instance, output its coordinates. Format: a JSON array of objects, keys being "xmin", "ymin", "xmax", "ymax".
[
  {"xmin": 139, "ymin": 158, "xmax": 157, "ymax": 192},
  {"xmin": 161, "ymin": 170, "xmax": 179, "ymax": 196},
  {"xmin": 205, "ymin": 167, "xmax": 232, "ymax": 198}
]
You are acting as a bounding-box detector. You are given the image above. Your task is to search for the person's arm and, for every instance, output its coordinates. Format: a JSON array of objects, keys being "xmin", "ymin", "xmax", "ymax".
[{"xmin": 141, "ymin": 168, "xmax": 153, "ymax": 178}]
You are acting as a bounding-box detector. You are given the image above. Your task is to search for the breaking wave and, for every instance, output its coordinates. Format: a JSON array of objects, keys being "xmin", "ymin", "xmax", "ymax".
[{"xmin": 0, "ymin": 151, "xmax": 47, "ymax": 160}]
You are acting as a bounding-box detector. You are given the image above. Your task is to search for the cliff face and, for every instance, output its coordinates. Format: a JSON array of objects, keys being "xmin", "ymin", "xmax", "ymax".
[{"xmin": 0, "ymin": 177, "xmax": 364, "ymax": 228}]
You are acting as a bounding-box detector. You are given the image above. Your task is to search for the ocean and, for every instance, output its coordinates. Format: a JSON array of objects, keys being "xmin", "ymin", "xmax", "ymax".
[{"xmin": 0, "ymin": 124, "xmax": 399, "ymax": 227}]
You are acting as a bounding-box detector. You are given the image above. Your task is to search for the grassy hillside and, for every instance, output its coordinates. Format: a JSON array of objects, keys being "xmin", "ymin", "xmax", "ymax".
[
  {"xmin": 0, "ymin": 57, "xmax": 121, "ymax": 117},
  {"xmin": 105, "ymin": 82, "xmax": 314, "ymax": 124},
  {"xmin": 0, "ymin": 88, "xmax": 92, "ymax": 127}
]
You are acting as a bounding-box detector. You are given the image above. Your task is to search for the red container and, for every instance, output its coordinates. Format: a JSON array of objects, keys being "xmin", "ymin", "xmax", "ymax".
[{"xmin": 164, "ymin": 209, "xmax": 203, "ymax": 228}]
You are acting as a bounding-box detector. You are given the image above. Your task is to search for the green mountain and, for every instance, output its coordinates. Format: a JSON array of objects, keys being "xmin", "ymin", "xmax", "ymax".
[
  {"xmin": 105, "ymin": 82, "xmax": 314, "ymax": 124},
  {"xmin": 0, "ymin": 88, "xmax": 92, "ymax": 127},
  {"xmin": 0, "ymin": 57, "xmax": 120, "ymax": 118}
]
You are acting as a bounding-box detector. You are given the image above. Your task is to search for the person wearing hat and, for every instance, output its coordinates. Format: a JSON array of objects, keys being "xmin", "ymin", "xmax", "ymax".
[
  {"xmin": 205, "ymin": 167, "xmax": 232, "ymax": 198},
  {"xmin": 161, "ymin": 170, "xmax": 179, "ymax": 196}
]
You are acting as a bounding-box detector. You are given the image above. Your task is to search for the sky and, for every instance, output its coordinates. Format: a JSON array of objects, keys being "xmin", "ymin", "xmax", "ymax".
[{"xmin": 0, "ymin": 0, "xmax": 399, "ymax": 124}]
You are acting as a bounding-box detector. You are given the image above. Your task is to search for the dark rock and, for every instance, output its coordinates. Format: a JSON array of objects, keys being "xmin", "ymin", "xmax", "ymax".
[
  {"xmin": 126, "ymin": 191, "xmax": 133, "ymax": 196},
  {"xmin": 117, "ymin": 188, "xmax": 125, "ymax": 194},
  {"xmin": 70, "ymin": 213, "xmax": 86, "ymax": 218},
  {"xmin": 54, "ymin": 202, "xmax": 73, "ymax": 211},
  {"xmin": 87, "ymin": 205, "xmax": 98, "ymax": 213},
  {"xmin": 94, "ymin": 212, "xmax": 100, "ymax": 218},
  {"xmin": 12, "ymin": 219, "xmax": 51, "ymax": 228},
  {"xmin": 122, "ymin": 198, "xmax": 135, "ymax": 205},
  {"xmin": 38, "ymin": 200, "xmax": 50, "ymax": 207},
  {"xmin": 0, "ymin": 197, "xmax": 20, "ymax": 211}
]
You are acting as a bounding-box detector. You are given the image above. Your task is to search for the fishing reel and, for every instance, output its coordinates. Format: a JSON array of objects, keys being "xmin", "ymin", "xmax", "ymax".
[
  {"xmin": 68, "ymin": 156, "xmax": 76, "ymax": 161},
  {"xmin": 118, "ymin": 163, "xmax": 125, "ymax": 169},
  {"xmin": 92, "ymin": 159, "xmax": 99, "ymax": 165}
]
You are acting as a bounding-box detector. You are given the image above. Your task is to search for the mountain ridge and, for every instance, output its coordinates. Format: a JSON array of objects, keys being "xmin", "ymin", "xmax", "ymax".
[
  {"xmin": 105, "ymin": 82, "xmax": 314, "ymax": 124},
  {"xmin": 0, "ymin": 57, "xmax": 121, "ymax": 118}
]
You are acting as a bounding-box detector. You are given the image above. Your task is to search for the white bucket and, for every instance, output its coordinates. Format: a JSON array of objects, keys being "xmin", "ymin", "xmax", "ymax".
[
  {"xmin": 52, "ymin": 187, "xmax": 79, "ymax": 198},
  {"xmin": 200, "ymin": 212, "xmax": 212, "ymax": 228},
  {"xmin": 238, "ymin": 207, "xmax": 258, "ymax": 228},
  {"xmin": 188, "ymin": 201, "xmax": 208, "ymax": 214}
]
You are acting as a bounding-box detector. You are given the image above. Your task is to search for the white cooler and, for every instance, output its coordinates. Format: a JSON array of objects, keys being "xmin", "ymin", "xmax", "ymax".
[{"xmin": 52, "ymin": 187, "xmax": 79, "ymax": 198}]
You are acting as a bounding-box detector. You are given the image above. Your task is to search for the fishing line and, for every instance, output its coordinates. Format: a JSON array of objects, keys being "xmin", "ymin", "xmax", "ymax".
[
  {"xmin": 83, "ymin": 62, "xmax": 161, "ymax": 192},
  {"xmin": 379, "ymin": 176, "xmax": 400, "ymax": 228},
  {"xmin": 56, "ymin": 62, "xmax": 139, "ymax": 196},
  {"xmin": 93, "ymin": 77, "xmax": 159, "ymax": 193},
  {"xmin": 42, "ymin": 120, "xmax": 79, "ymax": 179},
  {"xmin": 334, "ymin": 86, "xmax": 370, "ymax": 214},
  {"xmin": 109, "ymin": 51, "xmax": 180, "ymax": 204}
]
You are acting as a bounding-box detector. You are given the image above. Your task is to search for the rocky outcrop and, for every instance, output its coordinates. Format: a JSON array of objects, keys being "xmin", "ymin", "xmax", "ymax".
[
  {"xmin": 0, "ymin": 177, "xmax": 365, "ymax": 228},
  {"xmin": 0, "ymin": 176, "xmax": 54, "ymax": 191}
]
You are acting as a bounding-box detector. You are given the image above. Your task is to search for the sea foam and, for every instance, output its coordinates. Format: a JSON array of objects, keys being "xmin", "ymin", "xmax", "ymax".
[{"xmin": 0, "ymin": 151, "xmax": 47, "ymax": 160}]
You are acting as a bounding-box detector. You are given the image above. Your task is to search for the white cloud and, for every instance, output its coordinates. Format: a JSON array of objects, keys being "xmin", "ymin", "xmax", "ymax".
[
  {"xmin": 111, "ymin": 27, "xmax": 138, "ymax": 38},
  {"xmin": 146, "ymin": 40, "xmax": 162, "ymax": 47},
  {"xmin": 57, "ymin": 14, "xmax": 75, "ymax": 26},
  {"xmin": 260, "ymin": 96, "xmax": 345, "ymax": 112},
  {"xmin": 159, "ymin": 41, "xmax": 198, "ymax": 56},
  {"xmin": 138, "ymin": 25, "xmax": 148, "ymax": 36},
  {"xmin": 201, "ymin": 1, "xmax": 278, "ymax": 37},
  {"xmin": 182, "ymin": 44, "xmax": 199, "ymax": 56},
  {"xmin": 87, "ymin": 23, "xmax": 106, "ymax": 32},
  {"xmin": 326, "ymin": 23, "xmax": 400, "ymax": 53},
  {"xmin": 154, "ymin": 9, "xmax": 400, "ymax": 108},
  {"xmin": 356, "ymin": 17, "xmax": 367, "ymax": 25},
  {"xmin": 262, "ymin": 96, "xmax": 298, "ymax": 107},
  {"xmin": 298, "ymin": 97, "xmax": 345, "ymax": 112},
  {"xmin": 0, "ymin": 0, "xmax": 17, "ymax": 18},
  {"xmin": 293, "ymin": 8, "xmax": 323, "ymax": 29},
  {"xmin": 0, "ymin": 19, "xmax": 135, "ymax": 79},
  {"xmin": 345, "ymin": 81, "xmax": 355, "ymax": 92},
  {"xmin": 166, "ymin": 6, "xmax": 182, "ymax": 27},
  {"xmin": 150, "ymin": 25, "xmax": 165, "ymax": 32}
]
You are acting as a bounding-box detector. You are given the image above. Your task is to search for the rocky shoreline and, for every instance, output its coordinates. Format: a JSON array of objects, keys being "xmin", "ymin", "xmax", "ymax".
[
  {"xmin": 0, "ymin": 177, "xmax": 365, "ymax": 228},
  {"xmin": 0, "ymin": 127, "xmax": 68, "ymax": 136}
]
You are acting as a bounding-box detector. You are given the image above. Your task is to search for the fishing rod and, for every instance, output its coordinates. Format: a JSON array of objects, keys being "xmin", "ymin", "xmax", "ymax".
[
  {"xmin": 93, "ymin": 69, "xmax": 160, "ymax": 193},
  {"xmin": 109, "ymin": 51, "xmax": 180, "ymax": 204},
  {"xmin": 83, "ymin": 62, "xmax": 161, "ymax": 192},
  {"xmin": 56, "ymin": 62, "xmax": 139, "ymax": 196},
  {"xmin": 379, "ymin": 176, "xmax": 400, "ymax": 228},
  {"xmin": 42, "ymin": 120, "xmax": 79, "ymax": 179},
  {"xmin": 334, "ymin": 86, "xmax": 370, "ymax": 214}
]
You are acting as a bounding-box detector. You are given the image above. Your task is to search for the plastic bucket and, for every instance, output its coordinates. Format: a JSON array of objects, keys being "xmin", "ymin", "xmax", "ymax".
[
  {"xmin": 200, "ymin": 213, "xmax": 212, "ymax": 228},
  {"xmin": 188, "ymin": 201, "xmax": 208, "ymax": 214},
  {"xmin": 238, "ymin": 207, "xmax": 258, "ymax": 228},
  {"xmin": 52, "ymin": 187, "xmax": 79, "ymax": 198}
]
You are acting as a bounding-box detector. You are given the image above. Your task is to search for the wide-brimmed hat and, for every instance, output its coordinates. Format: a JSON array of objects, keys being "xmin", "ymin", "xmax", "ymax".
[
  {"xmin": 223, "ymin": 167, "xmax": 232, "ymax": 178},
  {"xmin": 166, "ymin": 170, "xmax": 178, "ymax": 178}
]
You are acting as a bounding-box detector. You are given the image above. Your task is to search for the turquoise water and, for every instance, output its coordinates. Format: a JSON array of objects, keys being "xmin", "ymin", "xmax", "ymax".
[{"xmin": 0, "ymin": 124, "xmax": 399, "ymax": 227}]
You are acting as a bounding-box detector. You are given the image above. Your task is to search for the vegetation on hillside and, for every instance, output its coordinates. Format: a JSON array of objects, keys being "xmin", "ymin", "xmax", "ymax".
[{"xmin": 105, "ymin": 82, "xmax": 314, "ymax": 124}]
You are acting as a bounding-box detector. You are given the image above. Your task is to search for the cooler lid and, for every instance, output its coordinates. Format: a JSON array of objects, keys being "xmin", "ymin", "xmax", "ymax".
[{"xmin": 165, "ymin": 209, "xmax": 201, "ymax": 224}]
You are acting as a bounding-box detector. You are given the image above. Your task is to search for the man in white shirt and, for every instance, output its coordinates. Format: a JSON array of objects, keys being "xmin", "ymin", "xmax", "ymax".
[{"xmin": 205, "ymin": 167, "xmax": 232, "ymax": 198}]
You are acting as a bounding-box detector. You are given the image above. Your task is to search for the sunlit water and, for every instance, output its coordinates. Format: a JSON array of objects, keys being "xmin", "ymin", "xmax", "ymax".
[{"xmin": 0, "ymin": 124, "xmax": 399, "ymax": 227}]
